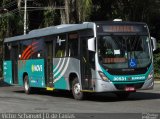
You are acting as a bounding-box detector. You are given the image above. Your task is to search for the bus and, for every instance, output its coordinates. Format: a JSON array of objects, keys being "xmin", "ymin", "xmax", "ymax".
[{"xmin": 3, "ymin": 21, "xmax": 156, "ymax": 100}]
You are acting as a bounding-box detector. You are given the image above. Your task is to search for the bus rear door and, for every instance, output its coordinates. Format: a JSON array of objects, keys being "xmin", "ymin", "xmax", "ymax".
[
  {"xmin": 11, "ymin": 43, "xmax": 19, "ymax": 84},
  {"xmin": 45, "ymin": 40, "xmax": 54, "ymax": 89}
]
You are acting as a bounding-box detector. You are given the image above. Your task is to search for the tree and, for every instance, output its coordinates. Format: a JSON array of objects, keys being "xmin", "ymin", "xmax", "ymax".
[
  {"xmin": 65, "ymin": 0, "xmax": 92, "ymax": 23},
  {"xmin": 77, "ymin": 0, "xmax": 92, "ymax": 22},
  {"xmin": 39, "ymin": 0, "xmax": 62, "ymax": 27},
  {"xmin": 0, "ymin": 0, "xmax": 24, "ymax": 38}
]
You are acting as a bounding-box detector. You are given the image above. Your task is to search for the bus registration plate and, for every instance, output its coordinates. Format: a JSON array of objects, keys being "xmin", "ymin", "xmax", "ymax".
[{"xmin": 125, "ymin": 87, "xmax": 135, "ymax": 91}]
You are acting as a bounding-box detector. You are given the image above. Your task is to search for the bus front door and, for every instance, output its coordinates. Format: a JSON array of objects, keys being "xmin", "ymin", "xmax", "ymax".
[
  {"xmin": 81, "ymin": 38, "xmax": 93, "ymax": 90},
  {"xmin": 45, "ymin": 41, "xmax": 54, "ymax": 88}
]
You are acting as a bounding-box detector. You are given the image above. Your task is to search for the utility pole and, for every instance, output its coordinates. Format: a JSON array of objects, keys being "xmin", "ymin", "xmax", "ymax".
[{"xmin": 24, "ymin": 0, "xmax": 27, "ymax": 35}]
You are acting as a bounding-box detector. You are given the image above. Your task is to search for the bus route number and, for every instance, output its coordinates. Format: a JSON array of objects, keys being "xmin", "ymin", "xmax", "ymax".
[{"xmin": 113, "ymin": 77, "xmax": 127, "ymax": 81}]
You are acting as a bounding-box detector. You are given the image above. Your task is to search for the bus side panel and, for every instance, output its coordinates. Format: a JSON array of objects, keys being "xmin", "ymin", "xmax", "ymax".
[
  {"xmin": 18, "ymin": 59, "xmax": 46, "ymax": 88},
  {"xmin": 53, "ymin": 58, "xmax": 68, "ymax": 90},
  {"xmin": 3, "ymin": 61, "xmax": 13, "ymax": 84},
  {"xmin": 53, "ymin": 76, "xmax": 67, "ymax": 90},
  {"xmin": 53, "ymin": 58, "xmax": 81, "ymax": 90}
]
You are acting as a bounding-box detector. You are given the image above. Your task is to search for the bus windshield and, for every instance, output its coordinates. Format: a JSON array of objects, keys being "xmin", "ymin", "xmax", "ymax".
[{"xmin": 98, "ymin": 35, "xmax": 151, "ymax": 69}]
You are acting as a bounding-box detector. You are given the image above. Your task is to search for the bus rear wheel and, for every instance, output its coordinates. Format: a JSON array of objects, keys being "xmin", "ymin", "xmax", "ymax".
[
  {"xmin": 24, "ymin": 75, "xmax": 31, "ymax": 94},
  {"xmin": 72, "ymin": 78, "xmax": 84, "ymax": 100}
]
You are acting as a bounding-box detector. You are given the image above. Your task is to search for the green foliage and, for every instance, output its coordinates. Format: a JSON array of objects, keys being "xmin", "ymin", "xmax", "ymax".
[
  {"xmin": 42, "ymin": 7, "xmax": 60, "ymax": 27},
  {"xmin": 0, "ymin": 0, "xmax": 24, "ymax": 39},
  {"xmin": 154, "ymin": 42, "xmax": 160, "ymax": 77},
  {"xmin": 76, "ymin": 0, "xmax": 93, "ymax": 22},
  {"xmin": 34, "ymin": 0, "xmax": 61, "ymax": 27},
  {"xmin": 0, "ymin": 16, "xmax": 7, "ymax": 39}
]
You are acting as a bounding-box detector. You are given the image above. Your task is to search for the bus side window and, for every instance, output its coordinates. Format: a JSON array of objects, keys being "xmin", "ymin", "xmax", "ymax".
[
  {"xmin": 55, "ymin": 35, "xmax": 66, "ymax": 58},
  {"xmin": 20, "ymin": 40, "xmax": 32, "ymax": 60},
  {"xmin": 68, "ymin": 33, "xmax": 78, "ymax": 57},
  {"xmin": 32, "ymin": 38, "xmax": 45, "ymax": 59},
  {"xmin": 4, "ymin": 44, "xmax": 11, "ymax": 60}
]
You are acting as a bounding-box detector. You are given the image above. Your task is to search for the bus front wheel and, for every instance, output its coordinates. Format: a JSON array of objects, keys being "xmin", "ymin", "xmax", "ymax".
[
  {"xmin": 24, "ymin": 75, "xmax": 31, "ymax": 94},
  {"xmin": 72, "ymin": 78, "xmax": 84, "ymax": 100}
]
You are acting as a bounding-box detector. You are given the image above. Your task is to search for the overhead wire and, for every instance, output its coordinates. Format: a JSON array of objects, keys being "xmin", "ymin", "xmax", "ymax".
[
  {"xmin": 0, "ymin": 0, "xmax": 26, "ymax": 18},
  {"xmin": 3, "ymin": 0, "xmax": 17, "ymax": 8},
  {"xmin": 1, "ymin": 0, "xmax": 65, "ymax": 30},
  {"xmin": 1, "ymin": 8, "xmax": 20, "ymax": 18}
]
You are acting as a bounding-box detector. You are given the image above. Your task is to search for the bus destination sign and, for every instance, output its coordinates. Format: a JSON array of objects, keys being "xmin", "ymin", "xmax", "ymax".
[
  {"xmin": 98, "ymin": 25, "xmax": 148, "ymax": 33},
  {"xmin": 103, "ymin": 25, "xmax": 134, "ymax": 32}
]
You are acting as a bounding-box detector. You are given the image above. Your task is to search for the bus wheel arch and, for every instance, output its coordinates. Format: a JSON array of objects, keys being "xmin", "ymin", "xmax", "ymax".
[
  {"xmin": 69, "ymin": 73, "xmax": 77, "ymax": 90},
  {"xmin": 23, "ymin": 72, "xmax": 28, "ymax": 82},
  {"xmin": 69, "ymin": 74, "xmax": 84, "ymax": 100},
  {"xmin": 23, "ymin": 72, "xmax": 31, "ymax": 94}
]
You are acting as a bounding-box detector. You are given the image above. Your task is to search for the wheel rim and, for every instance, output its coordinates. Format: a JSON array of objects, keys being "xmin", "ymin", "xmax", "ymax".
[
  {"xmin": 24, "ymin": 80, "xmax": 29, "ymax": 91},
  {"xmin": 74, "ymin": 83, "xmax": 81, "ymax": 95}
]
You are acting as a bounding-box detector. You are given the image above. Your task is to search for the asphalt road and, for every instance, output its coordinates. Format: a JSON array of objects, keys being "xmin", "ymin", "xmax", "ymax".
[{"xmin": 0, "ymin": 82, "xmax": 160, "ymax": 119}]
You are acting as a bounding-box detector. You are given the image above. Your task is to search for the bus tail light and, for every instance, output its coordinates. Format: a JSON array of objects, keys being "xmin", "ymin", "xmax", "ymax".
[{"xmin": 98, "ymin": 71, "xmax": 109, "ymax": 82}]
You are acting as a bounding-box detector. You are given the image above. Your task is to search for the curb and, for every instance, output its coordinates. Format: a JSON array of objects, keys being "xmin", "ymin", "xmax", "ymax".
[{"xmin": 155, "ymin": 81, "xmax": 160, "ymax": 84}]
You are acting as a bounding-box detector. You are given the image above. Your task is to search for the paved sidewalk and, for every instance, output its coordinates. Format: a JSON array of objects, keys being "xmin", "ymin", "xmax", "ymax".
[{"xmin": 155, "ymin": 81, "xmax": 160, "ymax": 84}]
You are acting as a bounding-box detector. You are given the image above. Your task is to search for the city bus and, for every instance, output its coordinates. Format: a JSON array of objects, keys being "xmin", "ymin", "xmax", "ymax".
[{"xmin": 3, "ymin": 21, "xmax": 156, "ymax": 100}]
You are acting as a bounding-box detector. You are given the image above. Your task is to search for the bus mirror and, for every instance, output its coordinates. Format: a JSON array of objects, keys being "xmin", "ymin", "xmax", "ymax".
[
  {"xmin": 151, "ymin": 37, "xmax": 157, "ymax": 51},
  {"xmin": 88, "ymin": 38, "xmax": 95, "ymax": 52}
]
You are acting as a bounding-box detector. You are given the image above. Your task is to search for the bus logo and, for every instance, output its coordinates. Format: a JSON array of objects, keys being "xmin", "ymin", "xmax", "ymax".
[{"xmin": 31, "ymin": 65, "xmax": 43, "ymax": 72}]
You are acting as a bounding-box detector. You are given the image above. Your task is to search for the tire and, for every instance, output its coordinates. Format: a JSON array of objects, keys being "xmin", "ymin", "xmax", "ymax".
[
  {"xmin": 115, "ymin": 92, "xmax": 130, "ymax": 99},
  {"xmin": 24, "ymin": 75, "xmax": 31, "ymax": 94},
  {"xmin": 72, "ymin": 78, "xmax": 84, "ymax": 100}
]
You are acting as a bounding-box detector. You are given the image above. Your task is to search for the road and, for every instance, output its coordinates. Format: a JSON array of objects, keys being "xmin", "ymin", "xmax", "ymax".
[{"xmin": 0, "ymin": 82, "xmax": 160, "ymax": 118}]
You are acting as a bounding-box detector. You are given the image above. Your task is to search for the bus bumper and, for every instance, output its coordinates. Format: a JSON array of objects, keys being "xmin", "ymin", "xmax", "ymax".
[
  {"xmin": 95, "ymin": 78, "xmax": 154, "ymax": 92},
  {"xmin": 141, "ymin": 78, "xmax": 154, "ymax": 90},
  {"xmin": 95, "ymin": 80, "xmax": 117, "ymax": 92}
]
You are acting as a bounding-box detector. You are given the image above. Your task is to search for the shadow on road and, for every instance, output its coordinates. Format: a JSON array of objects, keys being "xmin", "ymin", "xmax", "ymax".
[
  {"xmin": 14, "ymin": 89, "xmax": 73, "ymax": 99},
  {"xmin": 13, "ymin": 88, "xmax": 160, "ymax": 102},
  {"xmin": 0, "ymin": 81, "xmax": 11, "ymax": 87},
  {"xmin": 84, "ymin": 92, "xmax": 160, "ymax": 102}
]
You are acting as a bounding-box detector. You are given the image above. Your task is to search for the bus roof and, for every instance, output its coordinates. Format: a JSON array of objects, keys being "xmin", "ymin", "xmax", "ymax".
[
  {"xmin": 4, "ymin": 21, "xmax": 147, "ymax": 43},
  {"xmin": 4, "ymin": 22, "xmax": 95, "ymax": 43},
  {"xmin": 95, "ymin": 21, "xmax": 147, "ymax": 25}
]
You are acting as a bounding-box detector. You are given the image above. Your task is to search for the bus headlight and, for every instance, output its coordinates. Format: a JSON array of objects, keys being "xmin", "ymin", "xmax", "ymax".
[
  {"xmin": 98, "ymin": 71, "xmax": 109, "ymax": 82},
  {"xmin": 147, "ymin": 70, "xmax": 154, "ymax": 80}
]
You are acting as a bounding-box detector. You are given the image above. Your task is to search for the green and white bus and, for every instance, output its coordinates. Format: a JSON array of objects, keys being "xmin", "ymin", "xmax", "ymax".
[{"xmin": 3, "ymin": 21, "xmax": 156, "ymax": 99}]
